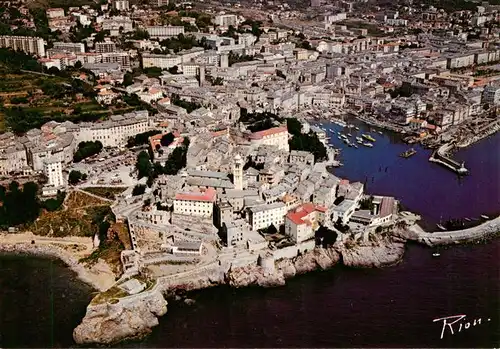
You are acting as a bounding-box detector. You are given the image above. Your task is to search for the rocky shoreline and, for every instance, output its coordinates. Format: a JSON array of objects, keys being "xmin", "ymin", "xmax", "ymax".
[{"xmin": 73, "ymin": 237, "xmax": 406, "ymax": 345}]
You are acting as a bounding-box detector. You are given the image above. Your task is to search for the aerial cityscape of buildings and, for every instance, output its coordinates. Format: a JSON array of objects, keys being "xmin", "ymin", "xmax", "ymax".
[{"xmin": 0, "ymin": 0, "xmax": 499, "ymax": 344}]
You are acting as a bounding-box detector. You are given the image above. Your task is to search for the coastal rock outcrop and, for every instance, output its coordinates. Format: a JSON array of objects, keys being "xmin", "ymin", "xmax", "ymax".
[
  {"xmin": 226, "ymin": 265, "xmax": 286, "ymax": 288},
  {"xmin": 226, "ymin": 247, "xmax": 341, "ymax": 288},
  {"xmin": 73, "ymin": 288, "xmax": 167, "ymax": 345},
  {"xmin": 339, "ymin": 239, "xmax": 405, "ymax": 268},
  {"xmin": 293, "ymin": 247, "xmax": 340, "ymax": 274}
]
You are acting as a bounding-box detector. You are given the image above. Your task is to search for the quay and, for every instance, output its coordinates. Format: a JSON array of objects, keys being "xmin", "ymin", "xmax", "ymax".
[{"xmin": 429, "ymin": 143, "xmax": 468, "ymax": 175}]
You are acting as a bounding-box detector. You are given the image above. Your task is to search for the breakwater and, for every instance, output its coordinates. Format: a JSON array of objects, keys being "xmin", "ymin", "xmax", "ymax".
[
  {"xmin": 429, "ymin": 143, "xmax": 469, "ymax": 175},
  {"xmin": 411, "ymin": 216, "xmax": 500, "ymax": 246}
]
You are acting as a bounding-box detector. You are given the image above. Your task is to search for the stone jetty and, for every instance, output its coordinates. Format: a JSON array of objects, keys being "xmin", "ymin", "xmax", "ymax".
[{"xmin": 411, "ymin": 216, "xmax": 500, "ymax": 246}]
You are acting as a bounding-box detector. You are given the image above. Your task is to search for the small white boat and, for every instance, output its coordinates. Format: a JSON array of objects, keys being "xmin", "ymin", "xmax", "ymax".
[
  {"xmin": 356, "ymin": 137, "xmax": 363, "ymax": 142},
  {"xmin": 353, "ymin": 144, "xmax": 358, "ymax": 148},
  {"xmin": 363, "ymin": 142, "xmax": 373, "ymax": 147},
  {"xmin": 432, "ymin": 252, "xmax": 441, "ymax": 257},
  {"xmin": 355, "ymin": 127, "xmax": 360, "ymax": 130},
  {"xmin": 436, "ymin": 224, "xmax": 446, "ymax": 231},
  {"xmin": 481, "ymin": 215, "xmax": 489, "ymax": 219},
  {"xmin": 378, "ymin": 131, "xmax": 383, "ymax": 135},
  {"xmin": 347, "ymin": 133, "xmax": 352, "ymax": 137},
  {"xmin": 464, "ymin": 218, "xmax": 471, "ymax": 222},
  {"xmin": 357, "ymin": 140, "xmax": 363, "ymax": 144},
  {"xmin": 337, "ymin": 136, "xmax": 342, "ymax": 140}
]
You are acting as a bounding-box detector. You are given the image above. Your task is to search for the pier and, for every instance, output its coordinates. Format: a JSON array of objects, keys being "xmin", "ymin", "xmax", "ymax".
[{"xmin": 429, "ymin": 143, "xmax": 468, "ymax": 175}]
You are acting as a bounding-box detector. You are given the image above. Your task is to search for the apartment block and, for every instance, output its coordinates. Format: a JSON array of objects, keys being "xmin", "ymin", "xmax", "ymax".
[
  {"xmin": 95, "ymin": 40, "xmax": 117, "ymax": 53},
  {"xmin": 53, "ymin": 42, "xmax": 85, "ymax": 53},
  {"xmin": 146, "ymin": 26, "xmax": 185, "ymax": 38},
  {"xmin": 0, "ymin": 35, "xmax": 45, "ymax": 57}
]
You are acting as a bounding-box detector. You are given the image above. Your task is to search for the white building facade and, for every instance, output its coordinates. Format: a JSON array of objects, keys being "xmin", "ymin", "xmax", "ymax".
[
  {"xmin": 173, "ymin": 188, "xmax": 216, "ymax": 218},
  {"xmin": 249, "ymin": 126, "xmax": 289, "ymax": 152},
  {"xmin": 248, "ymin": 202, "xmax": 287, "ymax": 231}
]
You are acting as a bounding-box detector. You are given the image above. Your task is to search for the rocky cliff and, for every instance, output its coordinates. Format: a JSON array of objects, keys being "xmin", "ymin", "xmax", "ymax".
[
  {"xmin": 338, "ymin": 238, "xmax": 406, "ymax": 268},
  {"xmin": 73, "ymin": 287, "xmax": 167, "ymax": 345}
]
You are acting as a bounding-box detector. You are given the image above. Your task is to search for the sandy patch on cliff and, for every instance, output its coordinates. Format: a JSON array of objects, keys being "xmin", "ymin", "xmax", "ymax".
[{"xmin": 87, "ymin": 259, "xmax": 116, "ymax": 290}]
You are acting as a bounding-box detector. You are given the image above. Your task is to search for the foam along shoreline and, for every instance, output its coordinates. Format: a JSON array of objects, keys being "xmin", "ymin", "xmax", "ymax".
[
  {"xmin": 73, "ymin": 236, "xmax": 406, "ymax": 345},
  {"xmin": 0, "ymin": 241, "xmax": 114, "ymax": 292}
]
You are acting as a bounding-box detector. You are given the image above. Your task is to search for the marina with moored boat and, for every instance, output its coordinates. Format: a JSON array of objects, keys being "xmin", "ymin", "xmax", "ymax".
[{"xmin": 400, "ymin": 148, "xmax": 417, "ymax": 158}]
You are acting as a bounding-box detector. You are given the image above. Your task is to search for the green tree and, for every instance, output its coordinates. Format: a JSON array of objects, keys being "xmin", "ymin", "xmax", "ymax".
[
  {"xmin": 136, "ymin": 151, "xmax": 153, "ymax": 179},
  {"xmin": 168, "ymin": 65, "xmax": 179, "ymax": 74},
  {"xmin": 315, "ymin": 225, "xmax": 338, "ymax": 247},
  {"xmin": 160, "ymin": 132, "xmax": 175, "ymax": 147},
  {"xmin": 131, "ymin": 29, "xmax": 150, "ymax": 40},
  {"xmin": 289, "ymin": 132, "xmax": 327, "ymax": 162},
  {"xmin": 73, "ymin": 141, "xmax": 103, "ymax": 162},
  {"xmin": 123, "ymin": 72, "xmax": 134, "ymax": 86},
  {"xmin": 0, "ymin": 181, "xmax": 40, "ymax": 227},
  {"xmin": 94, "ymin": 30, "xmax": 110, "ymax": 42},
  {"xmin": 126, "ymin": 130, "xmax": 161, "ymax": 147},
  {"xmin": 132, "ymin": 184, "xmax": 146, "ymax": 196},
  {"xmin": 41, "ymin": 191, "xmax": 66, "ymax": 211},
  {"xmin": 286, "ymin": 118, "xmax": 302, "ymax": 135},
  {"xmin": 68, "ymin": 170, "xmax": 87, "ymax": 184}
]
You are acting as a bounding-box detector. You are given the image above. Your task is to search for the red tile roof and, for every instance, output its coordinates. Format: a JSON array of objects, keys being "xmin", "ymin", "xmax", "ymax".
[
  {"xmin": 211, "ymin": 129, "xmax": 228, "ymax": 138},
  {"xmin": 249, "ymin": 126, "xmax": 288, "ymax": 140},
  {"xmin": 175, "ymin": 187, "xmax": 216, "ymax": 202},
  {"xmin": 286, "ymin": 203, "xmax": 326, "ymax": 226}
]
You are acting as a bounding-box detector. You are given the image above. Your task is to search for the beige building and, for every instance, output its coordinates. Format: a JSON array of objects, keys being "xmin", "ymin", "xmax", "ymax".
[
  {"xmin": 0, "ymin": 133, "xmax": 28, "ymax": 175},
  {"xmin": 74, "ymin": 111, "xmax": 149, "ymax": 148},
  {"xmin": 46, "ymin": 8, "xmax": 65, "ymax": 18},
  {"xmin": 142, "ymin": 53, "xmax": 181, "ymax": 69},
  {"xmin": 214, "ymin": 14, "xmax": 238, "ymax": 28}
]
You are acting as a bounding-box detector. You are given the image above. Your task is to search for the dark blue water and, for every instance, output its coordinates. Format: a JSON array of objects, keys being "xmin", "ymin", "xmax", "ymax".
[
  {"xmin": 0, "ymin": 254, "xmax": 94, "ymax": 348},
  {"xmin": 1, "ymin": 126, "xmax": 499, "ymax": 348},
  {"xmin": 128, "ymin": 241, "xmax": 499, "ymax": 348},
  {"xmin": 324, "ymin": 120, "xmax": 500, "ymax": 228}
]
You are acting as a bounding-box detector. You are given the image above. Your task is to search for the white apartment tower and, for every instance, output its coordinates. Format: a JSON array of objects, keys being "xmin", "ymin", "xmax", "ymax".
[
  {"xmin": 220, "ymin": 53, "xmax": 229, "ymax": 68},
  {"xmin": 232, "ymin": 153, "xmax": 244, "ymax": 190},
  {"xmin": 44, "ymin": 159, "xmax": 64, "ymax": 188},
  {"xmin": 0, "ymin": 35, "xmax": 46, "ymax": 57}
]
